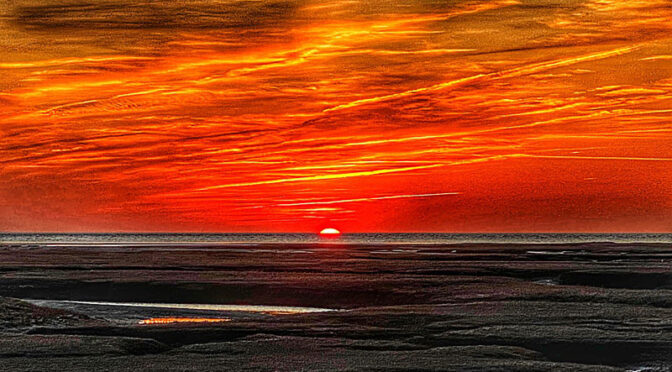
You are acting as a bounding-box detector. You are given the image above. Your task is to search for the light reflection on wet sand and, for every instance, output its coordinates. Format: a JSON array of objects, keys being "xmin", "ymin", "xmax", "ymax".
[
  {"xmin": 139, "ymin": 317, "xmax": 231, "ymax": 325},
  {"xmin": 44, "ymin": 300, "xmax": 339, "ymax": 314}
]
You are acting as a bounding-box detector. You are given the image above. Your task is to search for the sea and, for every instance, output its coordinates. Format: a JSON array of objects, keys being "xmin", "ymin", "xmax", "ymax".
[{"xmin": 1, "ymin": 233, "xmax": 671, "ymax": 245}]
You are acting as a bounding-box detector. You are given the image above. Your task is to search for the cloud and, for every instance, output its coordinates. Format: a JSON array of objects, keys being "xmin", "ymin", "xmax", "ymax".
[
  {"xmin": 12, "ymin": 0, "xmax": 300, "ymax": 30},
  {"xmin": 2, "ymin": 0, "xmax": 672, "ymax": 232}
]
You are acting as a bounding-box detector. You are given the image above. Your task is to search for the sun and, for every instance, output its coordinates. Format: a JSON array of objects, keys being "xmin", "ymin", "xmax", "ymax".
[{"xmin": 319, "ymin": 227, "xmax": 341, "ymax": 238}]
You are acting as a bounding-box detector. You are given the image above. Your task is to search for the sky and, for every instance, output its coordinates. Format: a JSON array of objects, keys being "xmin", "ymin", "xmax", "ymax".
[{"xmin": 0, "ymin": 0, "xmax": 671, "ymax": 233}]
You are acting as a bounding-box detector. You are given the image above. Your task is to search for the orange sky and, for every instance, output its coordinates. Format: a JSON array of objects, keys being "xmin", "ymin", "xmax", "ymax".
[{"xmin": 1, "ymin": 0, "xmax": 671, "ymax": 232}]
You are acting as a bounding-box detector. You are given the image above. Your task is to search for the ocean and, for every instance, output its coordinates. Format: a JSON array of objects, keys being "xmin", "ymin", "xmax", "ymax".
[{"xmin": 1, "ymin": 233, "xmax": 671, "ymax": 244}]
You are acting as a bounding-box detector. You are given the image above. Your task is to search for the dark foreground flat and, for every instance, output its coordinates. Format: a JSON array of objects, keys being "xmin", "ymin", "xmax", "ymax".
[{"xmin": 1, "ymin": 242, "xmax": 671, "ymax": 371}]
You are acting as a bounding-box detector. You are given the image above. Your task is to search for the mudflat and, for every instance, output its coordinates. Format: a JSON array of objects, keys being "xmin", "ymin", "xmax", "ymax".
[{"xmin": 1, "ymin": 242, "xmax": 671, "ymax": 371}]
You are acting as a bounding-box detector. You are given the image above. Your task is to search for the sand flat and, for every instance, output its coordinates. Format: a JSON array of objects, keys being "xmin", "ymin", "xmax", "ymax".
[{"xmin": 1, "ymin": 241, "xmax": 672, "ymax": 370}]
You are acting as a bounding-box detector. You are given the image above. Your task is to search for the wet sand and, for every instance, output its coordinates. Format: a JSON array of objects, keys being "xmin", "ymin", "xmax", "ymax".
[{"xmin": 1, "ymin": 242, "xmax": 672, "ymax": 371}]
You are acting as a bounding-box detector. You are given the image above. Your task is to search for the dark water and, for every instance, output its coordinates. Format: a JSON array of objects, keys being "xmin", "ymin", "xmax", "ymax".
[{"xmin": 1, "ymin": 233, "xmax": 671, "ymax": 244}]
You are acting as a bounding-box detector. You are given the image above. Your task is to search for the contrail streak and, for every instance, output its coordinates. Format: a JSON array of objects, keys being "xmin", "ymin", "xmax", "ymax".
[
  {"xmin": 194, "ymin": 163, "xmax": 443, "ymax": 191},
  {"xmin": 191, "ymin": 156, "xmax": 512, "ymax": 192},
  {"xmin": 323, "ymin": 45, "xmax": 640, "ymax": 113},
  {"xmin": 522, "ymin": 155, "xmax": 672, "ymax": 161},
  {"xmin": 277, "ymin": 192, "xmax": 461, "ymax": 206}
]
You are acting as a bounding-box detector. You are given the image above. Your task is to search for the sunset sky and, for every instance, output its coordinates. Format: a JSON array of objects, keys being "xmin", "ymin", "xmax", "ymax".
[{"xmin": 1, "ymin": 0, "xmax": 671, "ymax": 232}]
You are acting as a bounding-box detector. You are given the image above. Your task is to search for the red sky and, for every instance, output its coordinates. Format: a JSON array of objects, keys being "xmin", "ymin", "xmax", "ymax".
[{"xmin": 1, "ymin": 0, "xmax": 671, "ymax": 232}]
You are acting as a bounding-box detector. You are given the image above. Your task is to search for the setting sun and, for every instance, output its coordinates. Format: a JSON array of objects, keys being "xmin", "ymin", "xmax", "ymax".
[{"xmin": 319, "ymin": 228, "xmax": 341, "ymax": 237}]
